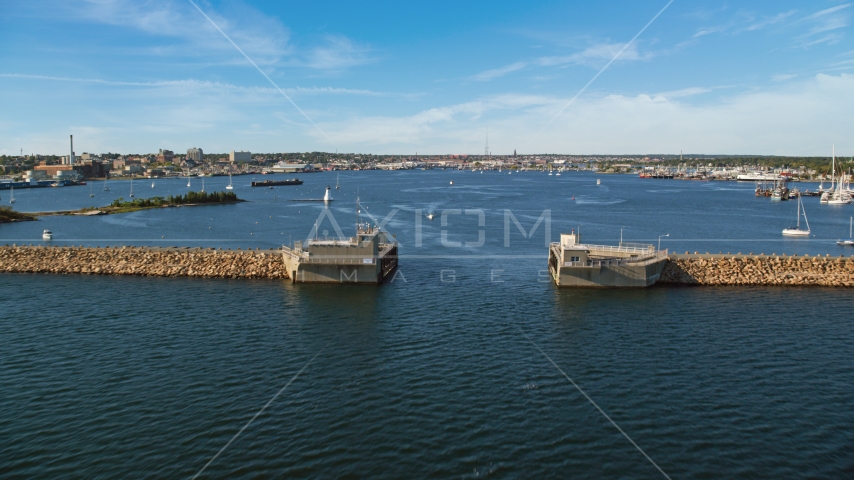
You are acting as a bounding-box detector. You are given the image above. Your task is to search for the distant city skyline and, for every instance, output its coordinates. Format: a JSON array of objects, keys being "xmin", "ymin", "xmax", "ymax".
[{"xmin": 1, "ymin": 1, "xmax": 852, "ymax": 156}]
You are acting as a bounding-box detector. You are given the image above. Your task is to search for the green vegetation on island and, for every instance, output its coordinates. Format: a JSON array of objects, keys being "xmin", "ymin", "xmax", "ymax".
[
  {"xmin": 0, "ymin": 206, "xmax": 37, "ymax": 223},
  {"xmin": 33, "ymin": 191, "xmax": 244, "ymax": 217},
  {"xmin": 110, "ymin": 190, "xmax": 241, "ymax": 209}
]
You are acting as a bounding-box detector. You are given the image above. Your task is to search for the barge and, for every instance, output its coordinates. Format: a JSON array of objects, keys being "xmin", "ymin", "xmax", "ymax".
[
  {"xmin": 548, "ymin": 232, "xmax": 668, "ymax": 287},
  {"xmin": 251, "ymin": 178, "xmax": 303, "ymax": 187}
]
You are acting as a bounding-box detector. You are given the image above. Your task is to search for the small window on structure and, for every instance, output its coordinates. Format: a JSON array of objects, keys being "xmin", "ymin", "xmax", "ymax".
[{"xmin": 570, "ymin": 256, "xmax": 580, "ymax": 262}]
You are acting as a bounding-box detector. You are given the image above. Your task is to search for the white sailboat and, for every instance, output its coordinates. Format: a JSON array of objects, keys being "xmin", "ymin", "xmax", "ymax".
[
  {"xmin": 823, "ymin": 146, "xmax": 852, "ymax": 205},
  {"xmin": 9, "ymin": 186, "xmax": 15, "ymax": 204},
  {"xmin": 89, "ymin": 182, "xmax": 94, "ymax": 198},
  {"xmin": 782, "ymin": 193, "xmax": 810, "ymax": 236},
  {"xmin": 336, "ymin": 173, "xmax": 340, "ymax": 190},
  {"xmin": 187, "ymin": 170, "xmax": 191, "ymax": 188},
  {"xmin": 151, "ymin": 181, "xmax": 155, "ymax": 189},
  {"xmin": 103, "ymin": 174, "xmax": 110, "ymax": 192},
  {"xmin": 226, "ymin": 172, "xmax": 234, "ymax": 190},
  {"xmin": 597, "ymin": 179, "xmax": 601, "ymax": 185},
  {"xmin": 201, "ymin": 178, "xmax": 205, "ymax": 193},
  {"xmin": 838, "ymin": 217, "xmax": 854, "ymax": 246},
  {"xmin": 129, "ymin": 178, "xmax": 135, "ymax": 198}
]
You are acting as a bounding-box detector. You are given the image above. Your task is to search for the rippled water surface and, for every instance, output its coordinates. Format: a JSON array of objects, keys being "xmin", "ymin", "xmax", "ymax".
[{"xmin": 2, "ymin": 171, "xmax": 854, "ymax": 478}]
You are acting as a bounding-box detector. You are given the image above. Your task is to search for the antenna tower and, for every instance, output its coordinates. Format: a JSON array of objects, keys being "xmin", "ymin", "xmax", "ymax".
[{"xmin": 485, "ymin": 127, "xmax": 489, "ymax": 157}]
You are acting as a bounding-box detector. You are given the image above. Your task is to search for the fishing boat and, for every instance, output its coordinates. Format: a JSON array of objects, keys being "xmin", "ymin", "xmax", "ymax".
[
  {"xmin": 838, "ymin": 217, "xmax": 854, "ymax": 246},
  {"xmin": 129, "ymin": 178, "xmax": 135, "ymax": 198},
  {"xmin": 782, "ymin": 193, "xmax": 810, "ymax": 236},
  {"xmin": 42, "ymin": 229, "xmax": 53, "ymax": 240},
  {"xmin": 226, "ymin": 173, "xmax": 234, "ymax": 190},
  {"xmin": 9, "ymin": 186, "xmax": 15, "ymax": 204}
]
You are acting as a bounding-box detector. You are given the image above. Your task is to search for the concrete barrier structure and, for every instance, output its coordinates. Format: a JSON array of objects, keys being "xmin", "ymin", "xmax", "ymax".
[
  {"xmin": 281, "ymin": 224, "xmax": 398, "ymax": 284},
  {"xmin": 548, "ymin": 233, "xmax": 668, "ymax": 287}
]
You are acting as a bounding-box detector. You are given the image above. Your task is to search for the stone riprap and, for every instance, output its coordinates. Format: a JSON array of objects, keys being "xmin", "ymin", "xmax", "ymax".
[
  {"xmin": 0, "ymin": 245, "xmax": 289, "ymax": 280},
  {"xmin": 661, "ymin": 253, "xmax": 854, "ymax": 287}
]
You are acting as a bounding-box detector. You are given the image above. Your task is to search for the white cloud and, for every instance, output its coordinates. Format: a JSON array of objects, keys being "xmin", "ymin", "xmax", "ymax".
[
  {"xmin": 0, "ymin": 73, "xmax": 392, "ymax": 96},
  {"xmin": 74, "ymin": 0, "xmax": 292, "ymax": 64},
  {"xmin": 534, "ymin": 42, "xmax": 649, "ymax": 67},
  {"xmin": 303, "ymin": 35, "xmax": 375, "ymax": 70},
  {"xmin": 471, "ymin": 62, "xmax": 528, "ymax": 82},
  {"xmin": 307, "ymin": 74, "xmax": 854, "ymax": 156},
  {"xmin": 771, "ymin": 74, "xmax": 796, "ymax": 82},
  {"xmin": 794, "ymin": 4, "xmax": 851, "ymax": 46}
]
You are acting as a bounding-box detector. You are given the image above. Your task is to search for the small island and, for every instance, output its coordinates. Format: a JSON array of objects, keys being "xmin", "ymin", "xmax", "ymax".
[
  {"xmin": 39, "ymin": 191, "xmax": 245, "ymax": 217},
  {"xmin": 0, "ymin": 206, "xmax": 37, "ymax": 224}
]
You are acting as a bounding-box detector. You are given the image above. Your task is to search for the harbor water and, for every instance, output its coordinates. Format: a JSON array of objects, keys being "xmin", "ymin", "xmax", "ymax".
[{"xmin": 1, "ymin": 171, "xmax": 853, "ymax": 478}]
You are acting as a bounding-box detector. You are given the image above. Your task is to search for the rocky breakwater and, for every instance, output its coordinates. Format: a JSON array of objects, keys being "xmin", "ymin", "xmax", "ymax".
[
  {"xmin": 660, "ymin": 253, "xmax": 854, "ymax": 287},
  {"xmin": 0, "ymin": 245, "xmax": 289, "ymax": 280}
]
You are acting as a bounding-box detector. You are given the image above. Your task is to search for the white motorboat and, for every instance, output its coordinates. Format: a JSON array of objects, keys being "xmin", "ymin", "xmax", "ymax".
[
  {"xmin": 42, "ymin": 229, "xmax": 53, "ymax": 240},
  {"xmin": 449, "ymin": 181, "xmax": 454, "ymax": 185},
  {"xmin": 782, "ymin": 193, "xmax": 810, "ymax": 236},
  {"xmin": 838, "ymin": 217, "xmax": 854, "ymax": 246},
  {"xmin": 427, "ymin": 213, "xmax": 435, "ymax": 220}
]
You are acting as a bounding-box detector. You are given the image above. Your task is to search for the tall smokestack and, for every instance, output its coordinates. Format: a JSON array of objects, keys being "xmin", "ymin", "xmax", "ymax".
[{"xmin": 69, "ymin": 135, "xmax": 74, "ymax": 165}]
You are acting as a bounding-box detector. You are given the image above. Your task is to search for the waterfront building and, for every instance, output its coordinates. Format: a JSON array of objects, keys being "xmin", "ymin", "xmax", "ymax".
[
  {"xmin": 230, "ymin": 150, "xmax": 251, "ymax": 163},
  {"xmin": 186, "ymin": 148, "xmax": 203, "ymax": 162},
  {"xmin": 156, "ymin": 149, "xmax": 175, "ymax": 163}
]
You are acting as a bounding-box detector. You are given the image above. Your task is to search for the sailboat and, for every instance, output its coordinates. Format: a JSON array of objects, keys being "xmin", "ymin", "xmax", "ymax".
[
  {"xmin": 838, "ymin": 217, "xmax": 854, "ymax": 246},
  {"xmin": 596, "ymin": 179, "xmax": 601, "ymax": 185},
  {"xmin": 151, "ymin": 181, "xmax": 155, "ymax": 189},
  {"xmin": 226, "ymin": 172, "xmax": 234, "ymax": 190},
  {"xmin": 129, "ymin": 178, "xmax": 135, "ymax": 198},
  {"xmin": 89, "ymin": 182, "xmax": 94, "ymax": 198},
  {"xmin": 823, "ymin": 146, "xmax": 853, "ymax": 205},
  {"xmin": 103, "ymin": 174, "xmax": 110, "ymax": 192},
  {"xmin": 336, "ymin": 173, "xmax": 340, "ymax": 190},
  {"xmin": 782, "ymin": 193, "xmax": 809, "ymax": 236},
  {"xmin": 9, "ymin": 186, "xmax": 15, "ymax": 204},
  {"xmin": 187, "ymin": 171, "xmax": 191, "ymax": 188},
  {"xmin": 200, "ymin": 178, "xmax": 205, "ymax": 193}
]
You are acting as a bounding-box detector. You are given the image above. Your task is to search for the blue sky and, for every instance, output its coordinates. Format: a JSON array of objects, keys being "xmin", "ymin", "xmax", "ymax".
[{"xmin": 1, "ymin": 0, "xmax": 852, "ymax": 156}]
